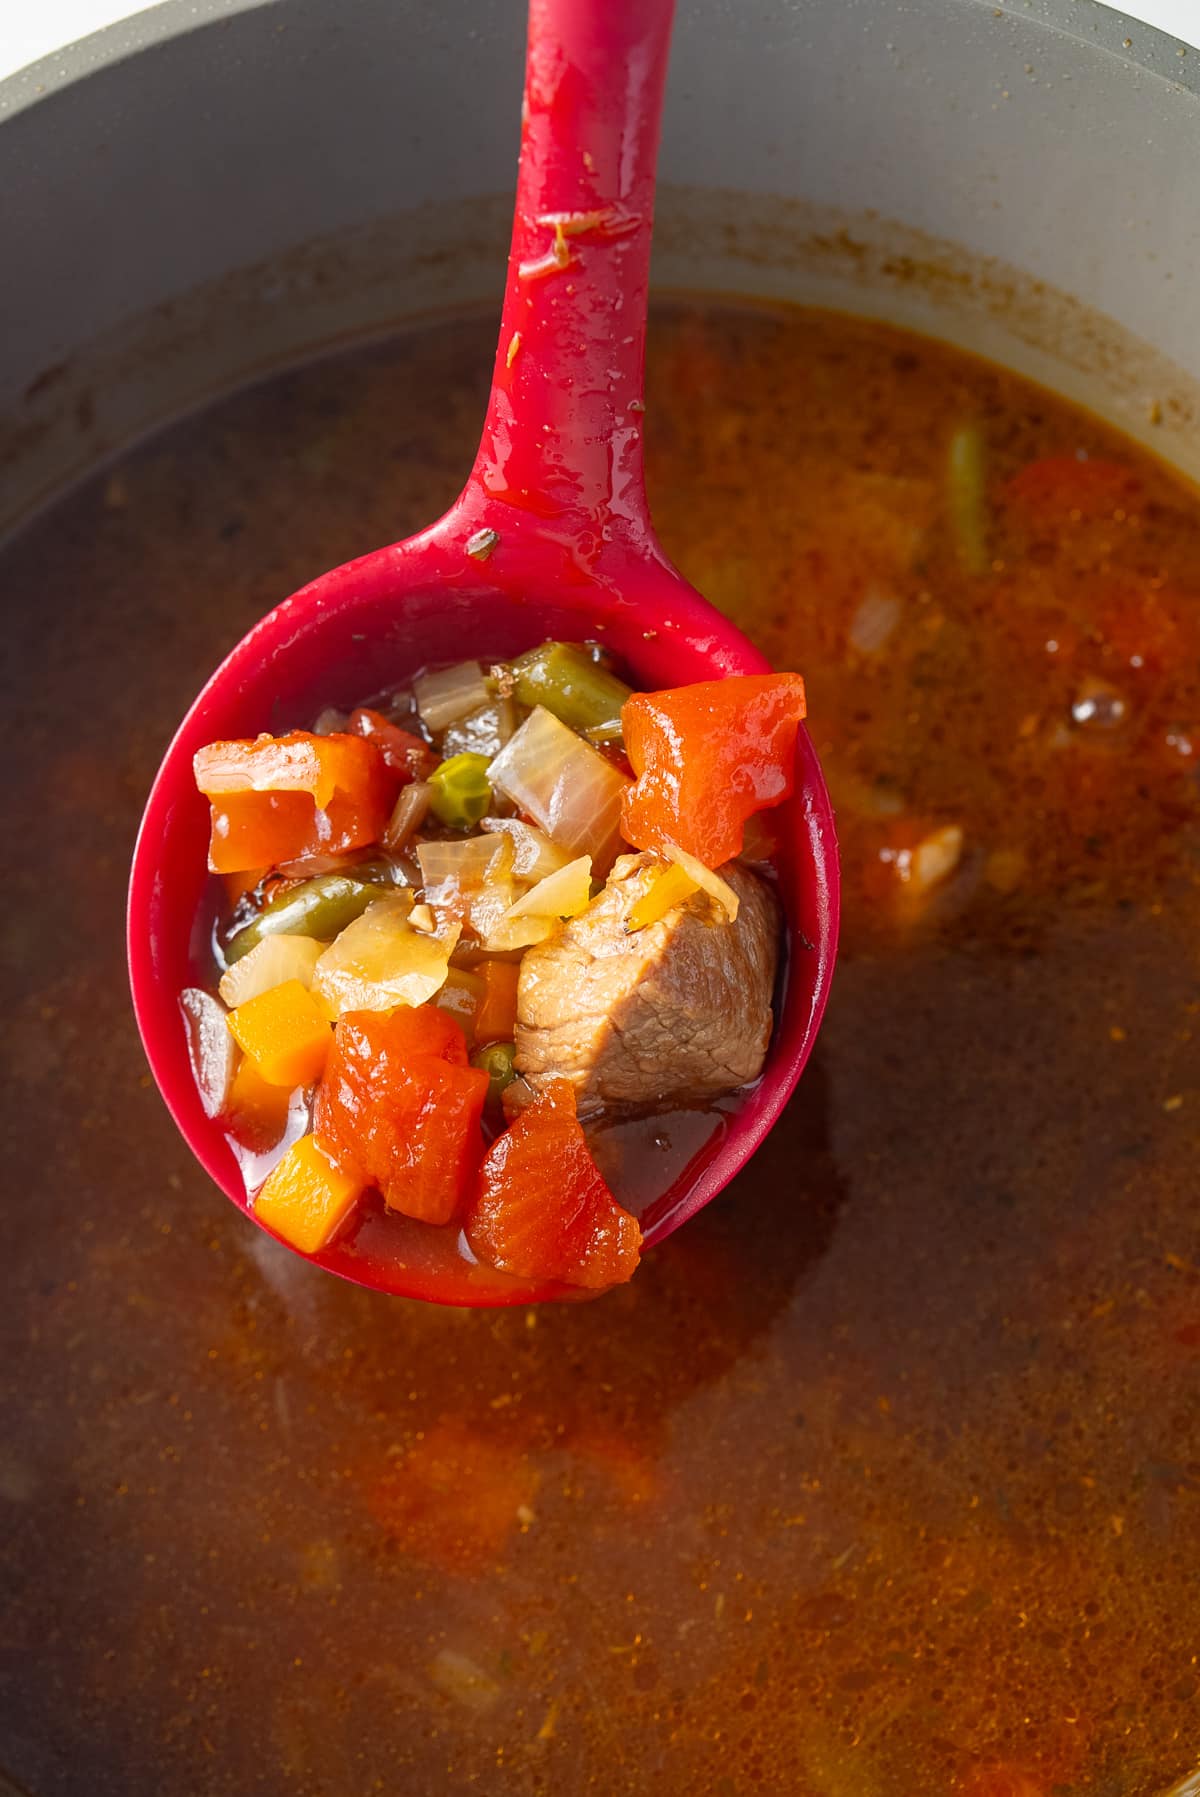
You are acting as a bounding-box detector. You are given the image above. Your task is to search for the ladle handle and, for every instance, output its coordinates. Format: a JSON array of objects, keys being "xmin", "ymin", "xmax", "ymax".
[{"xmin": 468, "ymin": 0, "xmax": 676, "ymax": 552}]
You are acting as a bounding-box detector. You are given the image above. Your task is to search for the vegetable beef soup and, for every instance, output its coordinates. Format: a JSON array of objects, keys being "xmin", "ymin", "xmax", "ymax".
[{"xmin": 3, "ymin": 301, "xmax": 1200, "ymax": 1795}]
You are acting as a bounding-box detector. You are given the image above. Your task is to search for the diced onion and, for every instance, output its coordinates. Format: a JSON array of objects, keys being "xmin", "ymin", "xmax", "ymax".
[
  {"xmin": 218, "ymin": 933, "xmax": 324, "ymax": 1009},
  {"xmin": 480, "ymin": 817, "xmax": 570, "ymax": 881},
  {"xmin": 663, "ymin": 840, "xmax": 739, "ymax": 922},
  {"xmin": 487, "ymin": 706, "xmax": 629, "ymax": 873},
  {"xmin": 416, "ymin": 833, "xmax": 516, "ymax": 940},
  {"xmin": 625, "ymin": 861, "xmax": 700, "ymax": 933},
  {"xmin": 441, "ymin": 699, "xmax": 516, "ymax": 760},
  {"xmin": 384, "ymin": 780, "xmax": 434, "ymax": 853},
  {"xmin": 312, "ymin": 896, "xmax": 459, "ymax": 1017},
  {"xmin": 416, "ymin": 833, "xmax": 510, "ymax": 901},
  {"xmin": 414, "ymin": 662, "xmax": 490, "ymax": 733},
  {"xmin": 484, "ymin": 914, "xmax": 558, "ymax": 953},
  {"xmin": 503, "ymin": 855, "xmax": 592, "ymax": 920},
  {"xmin": 180, "ymin": 987, "xmax": 238, "ymax": 1118}
]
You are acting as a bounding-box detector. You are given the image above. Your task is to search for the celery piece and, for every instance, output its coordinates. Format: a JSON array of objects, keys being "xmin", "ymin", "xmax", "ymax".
[{"xmin": 510, "ymin": 642, "xmax": 631, "ymax": 741}]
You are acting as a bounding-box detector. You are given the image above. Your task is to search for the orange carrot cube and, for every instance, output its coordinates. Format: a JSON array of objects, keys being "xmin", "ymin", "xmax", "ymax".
[
  {"xmin": 253, "ymin": 1134, "xmax": 366, "ymax": 1254},
  {"xmin": 227, "ymin": 979, "xmax": 331, "ymax": 1088}
]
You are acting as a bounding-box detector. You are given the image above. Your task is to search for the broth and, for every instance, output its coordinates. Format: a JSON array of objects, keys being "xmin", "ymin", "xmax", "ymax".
[{"xmin": 2, "ymin": 300, "xmax": 1199, "ymax": 1795}]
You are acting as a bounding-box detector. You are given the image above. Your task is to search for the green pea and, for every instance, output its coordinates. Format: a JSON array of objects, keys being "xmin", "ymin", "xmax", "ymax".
[
  {"xmin": 224, "ymin": 867, "xmax": 398, "ymax": 963},
  {"xmin": 428, "ymin": 753, "xmax": 492, "ymax": 830},
  {"xmin": 471, "ymin": 1041, "xmax": 517, "ymax": 1109},
  {"xmin": 509, "ymin": 642, "xmax": 631, "ymax": 741}
]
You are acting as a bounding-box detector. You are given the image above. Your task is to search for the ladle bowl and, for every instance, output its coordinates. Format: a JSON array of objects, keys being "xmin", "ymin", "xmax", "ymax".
[{"xmin": 127, "ymin": 0, "xmax": 840, "ymax": 1305}]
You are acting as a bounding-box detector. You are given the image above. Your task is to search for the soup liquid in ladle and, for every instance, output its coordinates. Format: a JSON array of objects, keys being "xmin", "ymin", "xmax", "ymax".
[{"xmin": 2, "ymin": 301, "xmax": 1199, "ymax": 1795}]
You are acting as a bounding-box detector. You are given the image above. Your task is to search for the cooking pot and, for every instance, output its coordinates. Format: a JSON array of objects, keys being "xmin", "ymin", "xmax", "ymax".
[
  {"xmin": 2, "ymin": 3, "xmax": 1199, "ymax": 1794},
  {"xmin": 2, "ymin": 0, "xmax": 1198, "ymax": 539}
]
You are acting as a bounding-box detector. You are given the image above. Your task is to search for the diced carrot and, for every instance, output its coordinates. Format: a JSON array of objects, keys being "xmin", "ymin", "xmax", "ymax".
[
  {"xmin": 1006, "ymin": 454, "xmax": 1139, "ymax": 523},
  {"xmin": 314, "ymin": 1007, "xmax": 487, "ymax": 1225},
  {"xmin": 620, "ymin": 673, "xmax": 807, "ymax": 868},
  {"xmin": 227, "ymin": 979, "xmax": 331, "ymax": 1088},
  {"xmin": 473, "ymin": 961, "xmax": 520, "ymax": 1046},
  {"xmin": 194, "ymin": 730, "xmax": 397, "ymax": 873},
  {"xmin": 465, "ymin": 1079, "xmax": 641, "ymax": 1288},
  {"xmin": 225, "ymin": 1053, "xmax": 293, "ymax": 1152},
  {"xmin": 253, "ymin": 1134, "xmax": 366, "ymax": 1254},
  {"xmin": 222, "ymin": 866, "xmax": 266, "ymax": 906},
  {"xmin": 347, "ymin": 708, "xmax": 437, "ymax": 781}
]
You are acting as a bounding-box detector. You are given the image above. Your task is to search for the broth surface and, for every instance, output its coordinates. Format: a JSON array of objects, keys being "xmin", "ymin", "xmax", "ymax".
[{"xmin": 2, "ymin": 301, "xmax": 1199, "ymax": 1796}]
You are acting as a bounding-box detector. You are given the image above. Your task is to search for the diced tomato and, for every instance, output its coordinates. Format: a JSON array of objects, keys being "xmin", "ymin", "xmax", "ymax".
[
  {"xmin": 1006, "ymin": 454, "xmax": 1140, "ymax": 523},
  {"xmin": 347, "ymin": 707, "xmax": 438, "ymax": 781},
  {"xmin": 314, "ymin": 1007, "xmax": 486, "ymax": 1226},
  {"xmin": 473, "ymin": 961, "xmax": 520, "ymax": 1047},
  {"xmin": 465, "ymin": 1079, "xmax": 641, "ymax": 1288},
  {"xmin": 621, "ymin": 673, "xmax": 807, "ymax": 868},
  {"xmin": 194, "ymin": 730, "xmax": 397, "ymax": 874}
]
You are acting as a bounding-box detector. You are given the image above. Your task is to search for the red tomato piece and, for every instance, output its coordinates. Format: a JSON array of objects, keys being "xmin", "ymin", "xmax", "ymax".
[
  {"xmin": 620, "ymin": 673, "xmax": 807, "ymax": 868},
  {"xmin": 194, "ymin": 730, "xmax": 396, "ymax": 873},
  {"xmin": 347, "ymin": 707, "xmax": 437, "ymax": 781},
  {"xmin": 465, "ymin": 1080, "xmax": 641, "ymax": 1289},
  {"xmin": 314, "ymin": 1007, "xmax": 485, "ymax": 1226},
  {"xmin": 1006, "ymin": 454, "xmax": 1139, "ymax": 523}
]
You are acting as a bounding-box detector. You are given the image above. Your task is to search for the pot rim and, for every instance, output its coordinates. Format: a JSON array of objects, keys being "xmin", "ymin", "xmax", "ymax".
[{"xmin": 0, "ymin": 0, "xmax": 1196, "ymax": 125}]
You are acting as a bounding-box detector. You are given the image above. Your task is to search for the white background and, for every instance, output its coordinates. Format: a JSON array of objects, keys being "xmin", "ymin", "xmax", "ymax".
[{"xmin": 2, "ymin": 0, "xmax": 1197, "ymax": 81}]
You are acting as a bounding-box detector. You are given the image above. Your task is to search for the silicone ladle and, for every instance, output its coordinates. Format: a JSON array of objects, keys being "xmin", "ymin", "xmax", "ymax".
[{"xmin": 127, "ymin": 0, "xmax": 839, "ymax": 1306}]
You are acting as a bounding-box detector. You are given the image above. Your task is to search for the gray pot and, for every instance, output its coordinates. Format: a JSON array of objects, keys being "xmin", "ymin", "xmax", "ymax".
[{"xmin": 2, "ymin": 0, "xmax": 1198, "ymax": 543}]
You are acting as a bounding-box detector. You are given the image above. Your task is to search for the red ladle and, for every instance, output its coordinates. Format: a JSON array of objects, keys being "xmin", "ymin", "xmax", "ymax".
[{"xmin": 127, "ymin": 0, "xmax": 839, "ymax": 1306}]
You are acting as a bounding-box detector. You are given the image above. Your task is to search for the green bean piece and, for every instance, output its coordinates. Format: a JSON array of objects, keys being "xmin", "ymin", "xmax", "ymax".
[
  {"xmin": 225, "ymin": 868, "xmax": 398, "ymax": 963},
  {"xmin": 947, "ymin": 424, "xmax": 989, "ymax": 576},
  {"xmin": 510, "ymin": 642, "xmax": 631, "ymax": 741},
  {"xmin": 428, "ymin": 753, "xmax": 492, "ymax": 830},
  {"xmin": 472, "ymin": 1041, "xmax": 517, "ymax": 1110}
]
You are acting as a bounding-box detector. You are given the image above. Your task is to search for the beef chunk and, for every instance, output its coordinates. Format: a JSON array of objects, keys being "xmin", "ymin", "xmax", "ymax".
[{"xmin": 514, "ymin": 853, "xmax": 779, "ymax": 1114}]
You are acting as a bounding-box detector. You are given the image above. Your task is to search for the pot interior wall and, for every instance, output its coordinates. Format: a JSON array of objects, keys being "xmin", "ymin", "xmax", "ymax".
[{"xmin": 1, "ymin": 0, "xmax": 1198, "ymax": 536}]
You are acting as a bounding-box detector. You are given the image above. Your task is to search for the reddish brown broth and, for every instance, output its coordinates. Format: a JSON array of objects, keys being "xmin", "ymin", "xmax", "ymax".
[{"xmin": 2, "ymin": 301, "xmax": 1199, "ymax": 1795}]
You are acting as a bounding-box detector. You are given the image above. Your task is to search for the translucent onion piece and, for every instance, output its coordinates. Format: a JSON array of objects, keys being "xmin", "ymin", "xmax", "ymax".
[
  {"xmin": 624, "ymin": 861, "xmax": 700, "ymax": 934},
  {"xmin": 663, "ymin": 840, "xmax": 739, "ymax": 922},
  {"xmin": 383, "ymin": 780, "xmax": 434, "ymax": 853},
  {"xmin": 415, "ymin": 833, "xmax": 516, "ymax": 940},
  {"xmin": 180, "ymin": 987, "xmax": 238, "ymax": 1119},
  {"xmin": 416, "ymin": 833, "xmax": 510, "ymax": 903},
  {"xmin": 484, "ymin": 914, "xmax": 558, "ymax": 953},
  {"xmin": 414, "ymin": 662, "xmax": 490, "ymax": 733},
  {"xmin": 503, "ymin": 855, "xmax": 592, "ymax": 920},
  {"xmin": 218, "ymin": 933, "xmax": 324, "ymax": 1010},
  {"xmin": 479, "ymin": 816, "xmax": 570, "ymax": 882},
  {"xmin": 311, "ymin": 896, "xmax": 459, "ymax": 1018},
  {"xmin": 441, "ymin": 699, "xmax": 516, "ymax": 760},
  {"xmin": 487, "ymin": 706, "xmax": 629, "ymax": 873}
]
